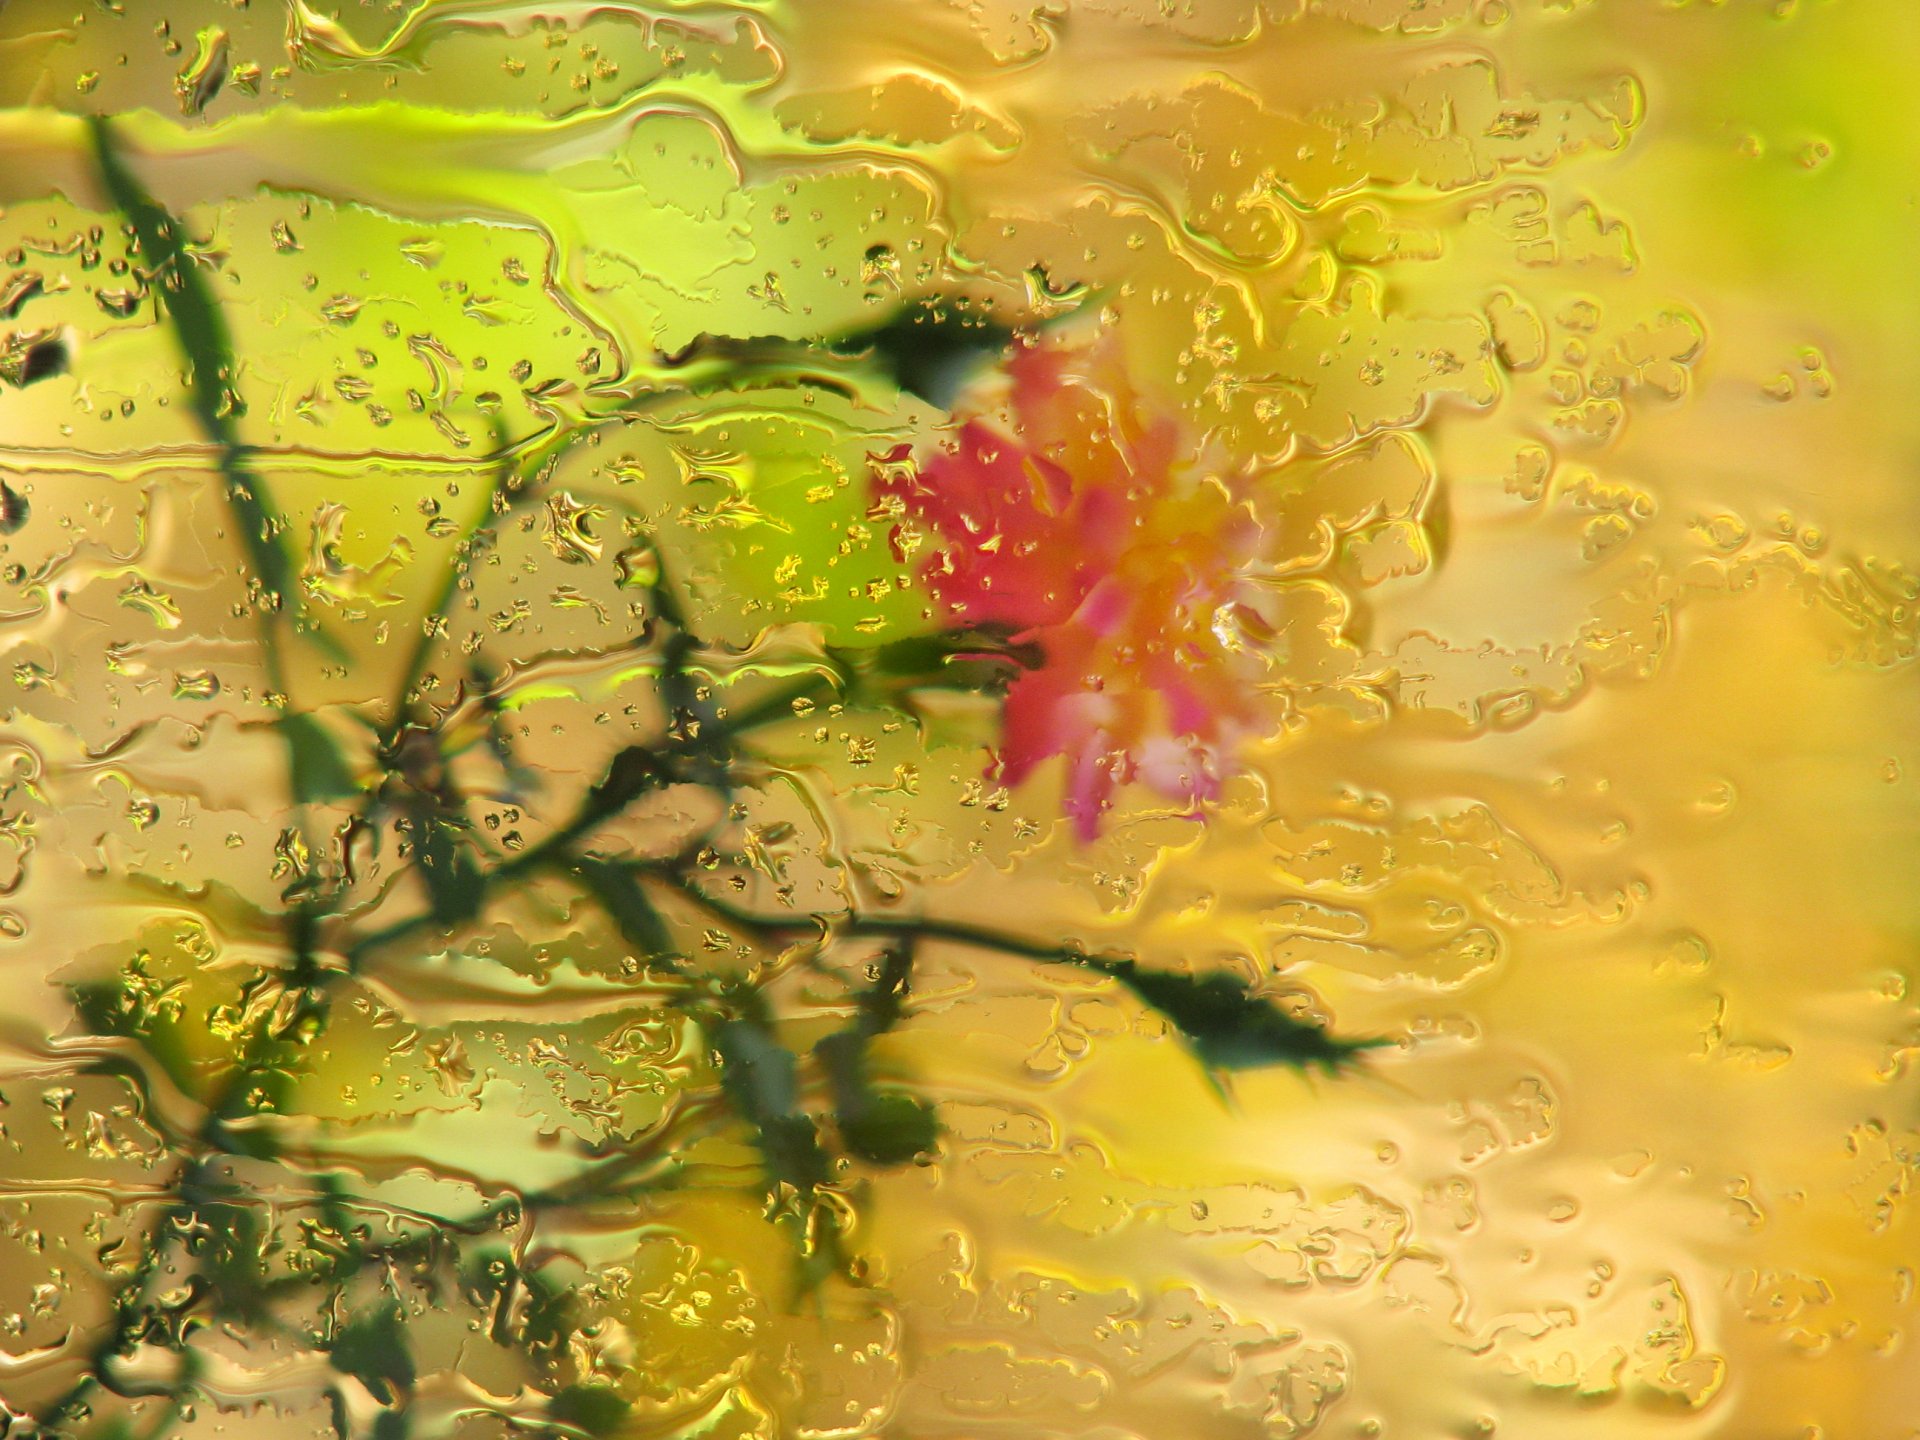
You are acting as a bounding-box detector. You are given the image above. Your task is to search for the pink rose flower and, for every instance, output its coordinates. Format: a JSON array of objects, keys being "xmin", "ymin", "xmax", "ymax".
[{"xmin": 881, "ymin": 333, "xmax": 1270, "ymax": 839}]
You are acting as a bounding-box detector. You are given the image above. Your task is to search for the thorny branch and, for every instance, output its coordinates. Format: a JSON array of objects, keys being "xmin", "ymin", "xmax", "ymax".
[{"xmin": 16, "ymin": 129, "xmax": 1377, "ymax": 1440}]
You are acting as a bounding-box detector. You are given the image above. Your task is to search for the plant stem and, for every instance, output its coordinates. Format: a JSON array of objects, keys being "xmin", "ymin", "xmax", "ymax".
[{"xmin": 646, "ymin": 862, "xmax": 1102, "ymax": 968}]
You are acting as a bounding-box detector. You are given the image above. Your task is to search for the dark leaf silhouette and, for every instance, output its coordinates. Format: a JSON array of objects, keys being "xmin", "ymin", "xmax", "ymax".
[
  {"xmin": 811, "ymin": 948, "xmax": 938, "ymax": 1164},
  {"xmin": 0, "ymin": 478, "xmax": 28, "ymax": 534},
  {"xmin": 837, "ymin": 1089, "xmax": 940, "ymax": 1165},
  {"xmin": 833, "ymin": 304, "xmax": 1016, "ymax": 407},
  {"xmin": 826, "ymin": 625, "xmax": 1042, "ymax": 711},
  {"xmin": 564, "ymin": 857, "xmax": 678, "ymax": 967},
  {"xmin": 414, "ymin": 812, "xmax": 484, "ymax": 926},
  {"xmin": 1100, "ymin": 960, "xmax": 1378, "ymax": 1074},
  {"xmin": 713, "ymin": 1016, "xmax": 831, "ymax": 1194},
  {"xmin": 579, "ymin": 744, "xmax": 674, "ymax": 826},
  {"xmin": 282, "ymin": 713, "xmax": 360, "ymax": 803},
  {"xmin": 547, "ymin": 1384, "xmax": 631, "ymax": 1438},
  {"xmin": 88, "ymin": 118, "xmax": 295, "ymax": 611},
  {"xmin": 0, "ymin": 331, "xmax": 67, "ymax": 388},
  {"xmin": 328, "ymin": 1301, "xmax": 415, "ymax": 1405}
]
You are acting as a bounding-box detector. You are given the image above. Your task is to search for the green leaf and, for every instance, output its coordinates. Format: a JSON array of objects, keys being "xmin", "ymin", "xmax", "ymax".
[
  {"xmin": 661, "ymin": 304, "xmax": 1016, "ymax": 410},
  {"xmin": 517, "ymin": 1268, "xmax": 580, "ymax": 1357},
  {"xmin": 851, "ymin": 946, "xmax": 913, "ymax": 1035},
  {"xmin": 813, "ymin": 956, "xmax": 940, "ymax": 1167},
  {"xmin": 282, "ymin": 713, "xmax": 359, "ymax": 802},
  {"xmin": 69, "ymin": 979, "xmax": 204, "ymax": 1099},
  {"xmin": 186, "ymin": 1198, "xmax": 275, "ymax": 1322},
  {"xmin": 836, "ymin": 1090, "xmax": 939, "ymax": 1165},
  {"xmin": 712, "ymin": 1019, "xmax": 830, "ymax": 1193},
  {"xmin": 579, "ymin": 744, "xmax": 672, "ymax": 825},
  {"xmin": 462, "ymin": 1247, "xmax": 518, "ymax": 1307},
  {"xmin": 547, "ymin": 1384, "xmax": 631, "ymax": 1438},
  {"xmin": 1103, "ymin": 961, "xmax": 1377, "ymax": 1074},
  {"xmin": 833, "ymin": 304, "xmax": 1016, "ymax": 407},
  {"xmin": 469, "ymin": 658, "xmax": 536, "ymax": 792},
  {"xmin": 328, "ymin": 1300, "xmax": 415, "ymax": 1405},
  {"xmin": 712, "ymin": 1018, "xmax": 798, "ymax": 1121},
  {"xmin": 754, "ymin": 1112, "xmax": 831, "ymax": 1192},
  {"xmin": 0, "ymin": 333, "xmax": 67, "ymax": 388},
  {"xmin": 825, "ymin": 625, "xmax": 1041, "ymax": 711},
  {"xmin": 87, "ymin": 118, "xmax": 240, "ymax": 444},
  {"xmin": 88, "ymin": 117, "xmax": 294, "ymax": 610},
  {"xmin": 415, "ymin": 814, "xmax": 484, "ymax": 927},
  {"xmin": 564, "ymin": 858, "xmax": 678, "ymax": 967}
]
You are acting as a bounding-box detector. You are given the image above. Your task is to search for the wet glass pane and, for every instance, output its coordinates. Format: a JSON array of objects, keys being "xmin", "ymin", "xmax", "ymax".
[{"xmin": 0, "ymin": 2, "xmax": 1915, "ymax": 1437}]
